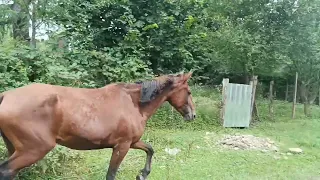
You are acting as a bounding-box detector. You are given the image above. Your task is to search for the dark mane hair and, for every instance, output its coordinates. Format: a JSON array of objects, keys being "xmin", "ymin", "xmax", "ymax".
[{"xmin": 135, "ymin": 75, "xmax": 175, "ymax": 105}]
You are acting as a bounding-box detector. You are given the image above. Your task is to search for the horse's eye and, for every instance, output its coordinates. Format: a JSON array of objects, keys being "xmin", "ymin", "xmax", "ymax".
[{"xmin": 188, "ymin": 91, "xmax": 191, "ymax": 95}]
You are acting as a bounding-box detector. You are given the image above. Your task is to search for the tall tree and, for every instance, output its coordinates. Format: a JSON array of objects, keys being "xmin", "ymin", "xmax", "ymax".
[
  {"xmin": 283, "ymin": 0, "xmax": 320, "ymax": 116},
  {"xmin": 11, "ymin": 0, "xmax": 30, "ymax": 42}
]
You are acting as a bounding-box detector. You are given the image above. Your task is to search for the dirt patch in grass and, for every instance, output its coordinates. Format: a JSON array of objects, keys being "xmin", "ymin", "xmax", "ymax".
[{"xmin": 218, "ymin": 134, "xmax": 279, "ymax": 152}]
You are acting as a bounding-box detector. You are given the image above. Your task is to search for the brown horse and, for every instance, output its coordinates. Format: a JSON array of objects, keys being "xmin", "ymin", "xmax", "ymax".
[{"xmin": 0, "ymin": 72, "xmax": 196, "ymax": 180}]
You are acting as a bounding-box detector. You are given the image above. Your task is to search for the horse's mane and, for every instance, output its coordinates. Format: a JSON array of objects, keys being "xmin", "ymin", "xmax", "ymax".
[{"xmin": 135, "ymin": 75, "xmax": 175, "ymax": 104}]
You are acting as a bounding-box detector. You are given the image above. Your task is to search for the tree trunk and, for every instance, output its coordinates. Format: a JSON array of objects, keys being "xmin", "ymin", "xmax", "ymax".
[
  {"xmin": 299, "ymin": 82, "xmax": 311, "ymax": 117},
  {"xmin": 58, "ymin": 39, "xmax": 64, "ymax": 49},
  {"xmin": 244, "ymin": 74, "xmax": 250, "ymax": 84},
  {"xmin": 30, "ymin": 0, "xmax": 36, "ymax": 48},
  {"xmin": 308, "ymin": 85, "xmax": 318, "ymax": 104},
  {"xmin": 11, "ymin": 0, "xmax": 31, "ymax": 42},
  {"xmin": 309, "ymin": 93, "xmax": 317, "ymax": 104},
  {"xmin": 304, "ymin": 101, "xmax": 310, "ymax": 117}
]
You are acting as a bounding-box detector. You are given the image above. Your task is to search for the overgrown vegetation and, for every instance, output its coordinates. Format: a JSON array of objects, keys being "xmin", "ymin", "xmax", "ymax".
[
  {"xmin": 1, "ymin": 0, "xmax": 320, "ymax": 179},
  {"xmin": 2, "ymin": 0, "xmax": 320, "ymax": 90}
]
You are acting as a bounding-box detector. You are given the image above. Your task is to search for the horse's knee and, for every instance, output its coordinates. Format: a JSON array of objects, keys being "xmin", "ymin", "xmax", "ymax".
[{"xmin": 145, "ymin": 143, "xmax": 154, "ymax": 156}]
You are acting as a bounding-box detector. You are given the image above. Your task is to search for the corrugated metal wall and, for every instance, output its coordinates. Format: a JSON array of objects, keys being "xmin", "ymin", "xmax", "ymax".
[{"xmin": 223, "ymin": 83, "xmax": 253, "ymax": 128}]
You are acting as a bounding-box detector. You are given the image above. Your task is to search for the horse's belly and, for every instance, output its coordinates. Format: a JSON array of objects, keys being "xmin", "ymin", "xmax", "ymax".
[{"xmin": 56, "ymin": 135, "xmax": 114, "ymax": 150}]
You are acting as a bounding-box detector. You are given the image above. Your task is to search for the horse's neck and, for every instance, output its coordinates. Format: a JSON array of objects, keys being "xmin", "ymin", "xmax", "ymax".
[
  {"xmin": 123, "ymin": 82, "xmax": 169, "ymax": 121},
  {"xmin": 140, "ymin": 95, "xmax": 167, "ymax": 120}
]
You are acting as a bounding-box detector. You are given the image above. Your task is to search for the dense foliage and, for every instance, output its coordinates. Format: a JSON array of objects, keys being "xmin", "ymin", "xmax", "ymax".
[{"xmin": 2, "ymin": 0, "xmax": 320, "ymax": 91}]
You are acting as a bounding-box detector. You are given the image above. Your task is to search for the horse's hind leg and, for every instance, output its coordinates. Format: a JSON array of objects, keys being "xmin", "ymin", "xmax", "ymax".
[
  {"xmin": 0, "ymin": 133, "xmax": 15, "ymax": 179},
  {"xmin": 131, "ymin": 140, "xmax": 154, "ymax": 180},
  {"xmin": 0, "ymin": 144, "xmax": 54, "ymax": 179},
  {"xmin": 0, "ymin": 128, "xmax": 56, "ymax": 180}
]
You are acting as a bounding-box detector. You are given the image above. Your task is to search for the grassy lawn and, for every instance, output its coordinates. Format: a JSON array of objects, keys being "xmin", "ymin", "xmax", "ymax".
[
  {"xmin": 11, "ymin": 87, "xmax": 320, "ymax": 180},
  {"xmin": 41, "ymin": 117, "xmax": 320, "ymax": 180}
]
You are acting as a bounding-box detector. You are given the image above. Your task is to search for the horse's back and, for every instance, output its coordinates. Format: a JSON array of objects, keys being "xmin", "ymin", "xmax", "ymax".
[
  {"xmin": 0, "ymin": 83, "xmax": 60, "ymax": 120},
  {"xmin": 0, "ymin": 82, "xmax": 123, "ymax": 114}
]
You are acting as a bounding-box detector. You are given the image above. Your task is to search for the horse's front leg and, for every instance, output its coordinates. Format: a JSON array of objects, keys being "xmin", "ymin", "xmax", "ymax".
[
  {"xmin": 131, "ymin": 140, "xmax": 154, "ymax": 180},
  {"xmin": 106, "ymin": 142, "xmax": 130, "ymax": 180}
]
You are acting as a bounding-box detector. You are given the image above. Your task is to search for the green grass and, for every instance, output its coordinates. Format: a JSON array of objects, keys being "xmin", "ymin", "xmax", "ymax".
[
  {"xmin": 48, "ymin": 118, "xmax": 320, "ymax": 180},
  {"xmin": 6, "ymin": 86, "xmax": 320, "ymax": 179}
]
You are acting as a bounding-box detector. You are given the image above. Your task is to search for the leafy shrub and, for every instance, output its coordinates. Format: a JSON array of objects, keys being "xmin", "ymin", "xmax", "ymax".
[
  {"xmin": 63, "ymin": 47, "xmax": 153, "ymax": 87},
  {"xmin": 0, "ymin": 39, "xmax": 153, "ymax": 91},
  {"xmin": 0, "ymin": 41, "xmax": 30, "ymax": 92}
]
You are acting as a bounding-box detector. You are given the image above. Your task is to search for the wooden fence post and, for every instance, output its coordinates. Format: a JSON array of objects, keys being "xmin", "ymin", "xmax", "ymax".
[
  {"xmin": 292, "ymin": 72, "xmax": 298, "ymax": 119},
  {"xmin": 269, "ymin": 80, "xmax": 274, "ymax": 120},
  {"xmin": 221, "ymin": 78, "xmax": 229, "ymax": 125},
  {"xmin": 285, "ymin": 82, "xmax": 289, "ymax": 101},
  {"xmin": 250, "ymin": 76, "xmax": 258, "ymax": 122},
  {"xmin": 318, "ymin": 86, "xmax": 320, "ymax": 106}
]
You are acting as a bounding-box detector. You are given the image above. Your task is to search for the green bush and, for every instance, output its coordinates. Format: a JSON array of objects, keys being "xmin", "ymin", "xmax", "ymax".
[
  {"xmin": 0, "ymin": 40, "xmax": 153, "ymax": 90},
  {"xmin": 0, "ymin": 40, "xmax": 30, "ymax": 92}
]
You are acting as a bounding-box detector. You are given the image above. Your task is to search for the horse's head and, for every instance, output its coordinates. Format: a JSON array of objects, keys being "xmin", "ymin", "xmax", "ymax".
[{"xmin": 167, "ymin": 72, "xmax": 196, "ymax": 121}]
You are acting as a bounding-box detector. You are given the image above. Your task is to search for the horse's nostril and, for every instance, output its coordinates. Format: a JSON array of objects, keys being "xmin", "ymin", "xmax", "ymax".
[{"xmin": 193, "ymin": 114, "xmax": 196, "ymax": 119}]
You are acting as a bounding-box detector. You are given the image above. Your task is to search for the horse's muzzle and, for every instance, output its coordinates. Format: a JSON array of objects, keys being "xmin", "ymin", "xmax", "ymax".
[{"xmin": 184, "ymin": 113, "xmax": 196, "ymax": 121}]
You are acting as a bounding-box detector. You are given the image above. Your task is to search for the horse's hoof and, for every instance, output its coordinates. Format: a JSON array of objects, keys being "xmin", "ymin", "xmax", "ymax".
[
  {"xmin": 0, "ymin": 174, "xmax": 12, "ymax": 180},
  {"xmin": 136, "ymin": 175, "xmax": 145, "ymax": 180}
]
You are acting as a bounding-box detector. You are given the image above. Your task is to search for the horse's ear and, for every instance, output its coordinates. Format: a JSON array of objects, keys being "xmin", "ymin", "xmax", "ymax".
[
  {"xmin": 175, "ymin": 71, "xmax": 184, "ymax": 77},
  {"xmin": 173, "ymin": 71, "xmax": 191, "ymax": 87},
  {"xmin": 183, "ymin": 72, "xmax": 192, "ymax": 83}
]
